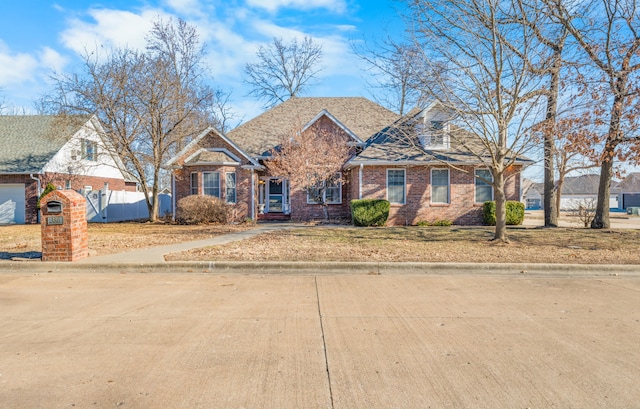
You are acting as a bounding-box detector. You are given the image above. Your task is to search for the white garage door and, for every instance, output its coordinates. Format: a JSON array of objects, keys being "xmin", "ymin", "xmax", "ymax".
[{"xmin": 0, "ymin": 184, "xmax": 26, "ymax": 224}]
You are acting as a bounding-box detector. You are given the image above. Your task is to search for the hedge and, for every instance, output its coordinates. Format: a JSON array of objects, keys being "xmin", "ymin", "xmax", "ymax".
[
  {"xmin": 482, "ymin": 201, "xmax": 525, "ymax": 226},
  {"xmin": 351, "ymin": 199, "xmax": 390, "ymax": 227}
]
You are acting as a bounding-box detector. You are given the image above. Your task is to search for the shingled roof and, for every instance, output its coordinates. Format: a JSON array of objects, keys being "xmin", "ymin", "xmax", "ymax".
[
  {"xmin": 0, "ymin": 115, "xmax": 90, "ymax": 173},
  {"xmin": 227, "ymin": 97, "xmax": 400, "ymax": 157},
  {"xmin": 349, "ymin": 107, "xmax": 533, "ymax": 167}
]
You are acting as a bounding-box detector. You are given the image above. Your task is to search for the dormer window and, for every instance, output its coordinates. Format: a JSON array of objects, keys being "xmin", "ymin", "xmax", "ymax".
[{"xmin": 417, "ymin": 119, "xmax": 449, "ymax": 150}]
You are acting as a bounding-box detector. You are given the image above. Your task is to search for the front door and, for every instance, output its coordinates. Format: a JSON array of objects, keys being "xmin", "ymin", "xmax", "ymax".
[{"xmin": 268, "ymin": 179, "xmax": 283, "ymax": 212}]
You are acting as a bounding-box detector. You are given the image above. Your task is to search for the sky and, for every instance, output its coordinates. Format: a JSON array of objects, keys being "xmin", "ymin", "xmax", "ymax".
[{"xmin": 0, "ymin": 0, "xmax": 407, "ymax": 122}]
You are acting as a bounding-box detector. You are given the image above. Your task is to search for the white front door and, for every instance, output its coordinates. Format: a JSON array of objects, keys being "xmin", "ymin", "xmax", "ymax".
[
  {"xmin": 268, "ymin": 179, "xmax": 284, "ymax": 212},
  {"xmin": 0, "ymin": 184, "xmax": 26, "ymax": 224}
]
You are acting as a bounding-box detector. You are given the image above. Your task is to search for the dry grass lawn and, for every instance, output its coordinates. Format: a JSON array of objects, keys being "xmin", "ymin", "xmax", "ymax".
[
  {"xmin": 166, "ymin": 226, "xmax": 640, "ymax": 265},
  {"xmin": 3, "ymin": 221, "xmax": 640, "ymax": 264},
  {"xmin": 0, "ymin": 222, "xmax": 252, "ymax": 259}
]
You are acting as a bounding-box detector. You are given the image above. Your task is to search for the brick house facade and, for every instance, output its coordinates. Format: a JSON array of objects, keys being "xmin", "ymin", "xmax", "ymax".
[{"xmin": 167, "ymin": 97, "xmax": 531, "ymax": 225}]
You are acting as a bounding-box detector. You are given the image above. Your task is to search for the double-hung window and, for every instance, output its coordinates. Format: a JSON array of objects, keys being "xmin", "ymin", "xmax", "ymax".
[
  {"xmin": 225, "ymin": 172, "xmax": 236, "ymax": 203},
  {"xmin": 307, "ymin": 178, "xmax": 342, "ymax": 204},
  {"xmin": 190, "ymin": 173, "xmax": 198, "ymax": 195},
  {"xmin": 203, "ymin": 172, "xmax": 220, "ymax": 198},
  {"xmin": 431, "ymin": 168, "xmax": 450, "ymax": 204},
  {"xmin": 81, "ymin": 139, "xmax": 97, "ymax": 161},
  {"xmin": 475, "ymin": 169, "xmax": 493, "ymax": 203},
  {"xmin": 387, "ymin": 169, "xmax": 406, "ymax": 204}
]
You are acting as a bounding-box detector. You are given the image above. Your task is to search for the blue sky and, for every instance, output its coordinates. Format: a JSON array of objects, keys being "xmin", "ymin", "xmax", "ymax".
[{"xmin": 0, "ymin": 0, "xmax": 407, "ymax": 121}]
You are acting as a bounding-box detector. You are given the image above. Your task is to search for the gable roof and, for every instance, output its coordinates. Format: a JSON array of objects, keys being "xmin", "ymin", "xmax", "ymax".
[
  {"xmin": 617, "ymin": 172, "xmax": 640, "ymax": 193},
  {"xmin": 532, "ymin": 174, "xmax": 618, "ymax": 195},
  {"xmin": 165, "ymin": 127, "xmax": 261, "ymax": 168},
  {"xmin": 183, "ymin": 148, "xmax": 241, "ymax": 166},
  {"xmin": 348, "ymin": 105, "xmax": 533, "ymax": 167},
  {"xmin": 0, "ymin": 115, "xmax": 92, "ymax": 174},
  {"xmin": 227, "ymin": 97, "xmax": 400, "ymax": 157}
]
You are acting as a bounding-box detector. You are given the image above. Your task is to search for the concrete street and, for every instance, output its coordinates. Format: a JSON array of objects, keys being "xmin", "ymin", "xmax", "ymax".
[{"xmin": 1, "ymin": 270, "xmax": 640, "ymax": 408}]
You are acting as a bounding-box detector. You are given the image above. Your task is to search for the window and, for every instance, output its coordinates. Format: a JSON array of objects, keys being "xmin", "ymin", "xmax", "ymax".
[
  {"xmin": 416, "ymin": 120, "xmax": 448, "ymax": 149},
  {"xmin": 203, "ymin": 172, "xmax": 220, "ymax": 197},
  {"xmin": 226, "ymin": 172, "xmax": 236, "ymax": 204},
  {"xmin": 475, "ymin": 169, "xmax": 494, "ymax": 203},
  {"xmin": 431, "ymin": 168, "xmax": 450, "ymax": 204},
  {"xmin": 81, "ymin": 139, "xmax": 97, "ymax": 161},
  {"xmin": 190, "ymin": 173, "xmax": 198, "ymax": 195},
  {"xmin": 387, "ymin": 169, "xmax": 406, "ymax": 204},
  {"xmin": 65, "ymin": 180, "xmax": 72, "ymax": 189},
  {"xmin": 307, "ymin": 178, "xmax": 342, "ymax": 204}
]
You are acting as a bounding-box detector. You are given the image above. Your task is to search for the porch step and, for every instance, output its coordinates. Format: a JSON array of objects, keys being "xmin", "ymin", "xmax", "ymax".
[{"xmin": 257, "ymin": 213, "xmax": 291, "ymax": 222}]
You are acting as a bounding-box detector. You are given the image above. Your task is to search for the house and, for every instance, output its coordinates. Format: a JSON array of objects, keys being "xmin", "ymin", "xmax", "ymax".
[
  {"xmin": 524, "ymin": 174, "xmax": 620, "ymax": 211},
  {"xmin": 0, "ymin": 115, "xmax": 136, "ymax": 224},
  {"xmin": 616, "ymin": 172, "xmax": 640, "ymax": 209},
  {"xmin": 166, "ymin": 97, "xmax": 531, "ymax": 225}
]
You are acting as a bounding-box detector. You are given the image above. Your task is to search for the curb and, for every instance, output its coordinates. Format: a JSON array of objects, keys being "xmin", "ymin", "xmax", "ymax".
[{"xmin": 2, "ymin": 260, "xmax": 639, "ymax": 277}]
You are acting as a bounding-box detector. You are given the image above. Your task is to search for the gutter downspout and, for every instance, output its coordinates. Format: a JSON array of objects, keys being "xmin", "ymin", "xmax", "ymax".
[
  {"xmin": 250, "ymin": 168, "xmax": 255, "ymax": 220},
  {"xmin": 358, "ymin": 164, "xmax": 363, "ymax": 199},
  {"xmin": 171, "ymin": 173, "xmax": 176, "ymax": 222},
  {"xmin": 30, "ymin": 173, "xmax": 41, "ymax": 223}
]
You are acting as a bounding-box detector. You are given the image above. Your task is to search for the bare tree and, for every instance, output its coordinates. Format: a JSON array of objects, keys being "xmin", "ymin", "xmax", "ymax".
[
  {"xmin": 543, "ymin": 0, "xmax": 640, "ymax": 228},
  {"xmin": 41, "ymin": 18, "xmax": 228, "ymax": 221},
  {"xmin": 353, "ymin": 39, "xmax": 435, "ymax": 115},
  {"xmin": 404, "ymin": 0, "xmax": 546, "ymax": 242},
  {"xmin": 244, "ymin": 37, "xmax": 323, "ymax": 108},
  {"xmin": 265, "ymin": 122, "xmax": 351, "ymax": 221}
]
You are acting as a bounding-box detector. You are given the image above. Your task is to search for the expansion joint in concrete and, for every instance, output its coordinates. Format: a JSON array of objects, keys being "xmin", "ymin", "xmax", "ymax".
[{"xmin": 315, "ymin": 275, "xmax": 335, "ymax": 409}]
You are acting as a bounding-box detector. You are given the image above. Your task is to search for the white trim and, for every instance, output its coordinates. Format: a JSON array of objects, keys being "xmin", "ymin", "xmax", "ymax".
[
  {"xmin": 386, "ymin": 168, "xmax": 406, "ymax": 205},
  {"xmin": 182, "ymin": 147, "xmax": 242, "ymax": 166},
  {"xmin": 358, "ymin": 164, "xmax": 363, "ymax": 200},
  {"xmin": 301, "ymin": 109, "xmax": 364, "ymax": 144},
  {"xmin": 250, "ymin": 168, "xmax": 255, "ymax": 220},
  {"xmin": 190, "ymin": 172, "xmax": 199, "ymax": 195},
  {"xmin": 225, "ymin": 171, "xmax": 237, "ymax": 204},
  {"xmin": 430, "ymin": 168, "xmax": 450, "ymax": 204},
  {"xmin": 165, "ymin": 127, "xmax": 259, "ymax": 167},
  {"xmin": 474, "ymin": 168, "xmax": 494, "ymax": 203}
]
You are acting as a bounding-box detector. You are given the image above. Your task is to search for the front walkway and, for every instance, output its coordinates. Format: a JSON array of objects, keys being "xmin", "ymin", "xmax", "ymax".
[{"xmin": 77, "ymin": 223, "xmax": 298, "ymax": 264}]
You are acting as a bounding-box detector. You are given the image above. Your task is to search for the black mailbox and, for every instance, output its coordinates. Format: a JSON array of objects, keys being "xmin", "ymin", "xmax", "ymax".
[{"xmin": 46, "ymin": 200, "xmax": 63, "ymax": 214}]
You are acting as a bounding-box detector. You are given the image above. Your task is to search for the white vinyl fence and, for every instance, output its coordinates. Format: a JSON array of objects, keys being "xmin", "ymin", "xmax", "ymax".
[{"xmin": 84, "ymin": 188, "xmax": 171, "ymax": 222}]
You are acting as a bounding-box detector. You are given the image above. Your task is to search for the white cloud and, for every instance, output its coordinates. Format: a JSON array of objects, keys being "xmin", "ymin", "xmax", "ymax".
[
  {"xmin": 60, "ymin": 8, "xmax": 165, "ymax": 54},
  {"xmin": 0, "ymin": 41, "xmax": 39, "ymax": 86},
  {"xmin": 39, "ymin": 47, "xmax": 67, "ymax": 74},
  {"xmin": 246, "ymin": 0, "xmax": 347, "ymax": 13}
]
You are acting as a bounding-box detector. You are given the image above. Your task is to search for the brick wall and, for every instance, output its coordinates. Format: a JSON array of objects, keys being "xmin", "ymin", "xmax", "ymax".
[
  {"xmin": 40, "ymin": 190, "xmax": 88, "ymax": 262},
  {"xmin": 288, "ymin": 174, "xmax": 353, "ymax": 221},
  {"xmin": 359, "ymin": 165, "xmax": 523, "ymax": 226},
  {"xmin": 174, "ymin": 165, "xmax": 254, "ymax": 222}
]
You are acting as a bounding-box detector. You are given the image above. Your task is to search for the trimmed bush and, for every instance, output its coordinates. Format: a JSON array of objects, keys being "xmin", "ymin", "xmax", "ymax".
[
  {"xmin": 37, "ymin": 182, "xmax": 57, "ymax": 209},
  {"xmin": 483, "ymin": 200, "xmax": 525, "ymax": 226},
  {"xmin": 176, "ymin": 195, "xmax": 229, "ymax": 224},
  {"xmin": 351, "ymin": 199, "xmax": 390, "ymax": 227}
]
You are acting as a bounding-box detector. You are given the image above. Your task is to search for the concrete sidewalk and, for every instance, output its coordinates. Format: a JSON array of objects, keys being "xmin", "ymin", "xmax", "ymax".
[
  {"xmin": 2, "ymin": 271, "xmax": 640, "ymax": 408},
  {"xmin": 76, "ymin": 222, "xmax": 298, "ymax": 264}
]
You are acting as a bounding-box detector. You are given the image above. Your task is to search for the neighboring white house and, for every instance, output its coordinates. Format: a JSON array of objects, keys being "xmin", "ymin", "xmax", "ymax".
[
  {"xmin": 0, "ymin": 115, "xmax": 137, "ymax": 224},
  {"xmin": 523, "ymin": 174, "xmax": 620, "ymax": 211}
]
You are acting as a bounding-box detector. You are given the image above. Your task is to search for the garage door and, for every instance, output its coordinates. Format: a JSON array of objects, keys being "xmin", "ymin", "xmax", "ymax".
[
  {"xmin": 623, "ymin": 194, "xmax": 640, "ymax": 209},
  {"xmin": 0, "ymin": 184, "xmax": 26, "ymax": 224}
]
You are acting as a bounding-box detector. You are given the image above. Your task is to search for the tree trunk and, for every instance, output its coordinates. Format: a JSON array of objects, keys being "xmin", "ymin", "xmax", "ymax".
[
  {"xmin": 493, "ymin": 171, "xmax": 508, "ymax": 243},
  {"xmin": 591, "ymin": 155, "xmax": 614, "ymax": 228},
  {"xmin": 555, "ymin": 173, "xmax": 565, "ymax": 221},
  {"xmin": 592, "ymin": 87, "xmax": 625, "ymax": 229},
  {"xmin": 543, "ymin": 47, "xmax": 562, "ymax": 227}
]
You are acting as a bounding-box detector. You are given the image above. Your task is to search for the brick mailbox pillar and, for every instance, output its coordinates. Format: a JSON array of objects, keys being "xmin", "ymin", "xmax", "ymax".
[{"xmin": 40, "ymin": 190, "xmax": 88, "ymax": 262}]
